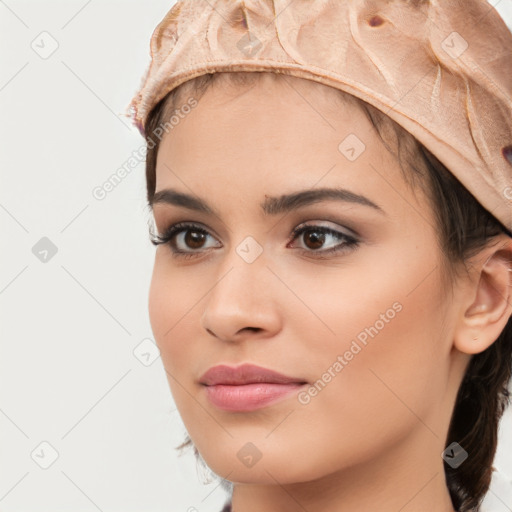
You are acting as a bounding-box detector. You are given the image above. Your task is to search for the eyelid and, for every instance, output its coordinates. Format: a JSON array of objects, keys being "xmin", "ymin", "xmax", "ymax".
[
  {"xmin": 154, "ymin": 215, "xmax": 223, "ymax": 240},
  {"xmin": 291, "ymin": 219, "xmax": 359, "ymax": 238}
]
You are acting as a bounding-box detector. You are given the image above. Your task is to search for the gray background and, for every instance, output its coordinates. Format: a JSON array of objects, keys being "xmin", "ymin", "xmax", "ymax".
[{"xmin": 1, "ymin": 1, "xmax": 511, "ymax": 510}]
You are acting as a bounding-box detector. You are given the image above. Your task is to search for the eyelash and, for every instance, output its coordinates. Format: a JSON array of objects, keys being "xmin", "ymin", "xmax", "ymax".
[{"xmin": 150, "ymin": 221, "xmax": 360, "ymax": 260}]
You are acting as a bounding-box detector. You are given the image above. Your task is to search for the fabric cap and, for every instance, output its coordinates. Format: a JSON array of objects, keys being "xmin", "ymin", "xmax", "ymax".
[{"xmin": 127, "ymin": 0, "xmax": 512, "ymax": 235}]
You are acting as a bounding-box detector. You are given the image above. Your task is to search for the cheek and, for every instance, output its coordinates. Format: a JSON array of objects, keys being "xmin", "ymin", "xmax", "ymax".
[
  {"xmin": 286, "ymin": 254, "xmax": 448, "ymax": 468},
  {"xmin": 148, "ymin": 258, "xmax": 206, "ymax": 423},
  {"xmin": 148, "ymin": 254, "xmax": 197, "ymax": 368}
]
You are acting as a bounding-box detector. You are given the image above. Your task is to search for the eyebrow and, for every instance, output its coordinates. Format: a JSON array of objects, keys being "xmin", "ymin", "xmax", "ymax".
[{"xmin": 151, "ymin": 187, "xmax": 386, "ymax": 217}]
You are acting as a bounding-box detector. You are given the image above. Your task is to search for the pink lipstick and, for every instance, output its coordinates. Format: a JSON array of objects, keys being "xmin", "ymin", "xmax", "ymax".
[{"xmin": 199, "ymin": 363, "xmax": 307, "ymax": 412}]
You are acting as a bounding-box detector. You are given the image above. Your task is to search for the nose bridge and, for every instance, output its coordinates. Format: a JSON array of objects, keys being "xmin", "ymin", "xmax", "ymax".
[
  {"xmin": 214, "ymin": 233, "xmax": 269, "ymax": 299},
  {"xmin": 200, "ymin": 239, "xmax": 280, "ymax": 339}
]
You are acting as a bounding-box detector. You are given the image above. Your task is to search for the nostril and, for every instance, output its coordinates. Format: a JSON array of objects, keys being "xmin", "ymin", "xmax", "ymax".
[{"xmin": 368, "ymin": 15, "xmax": 385, "ymax": 27}]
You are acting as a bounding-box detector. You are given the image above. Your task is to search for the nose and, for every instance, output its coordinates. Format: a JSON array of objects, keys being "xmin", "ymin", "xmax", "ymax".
[{"xmin": 200, "ymin": 252, "xmax": 282, "ymax": 343}]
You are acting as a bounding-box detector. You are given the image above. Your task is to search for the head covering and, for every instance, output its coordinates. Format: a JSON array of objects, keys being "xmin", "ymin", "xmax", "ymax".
[{"xmin": 127, "ymin": 0, "xmax": 512, "ymax": 235}]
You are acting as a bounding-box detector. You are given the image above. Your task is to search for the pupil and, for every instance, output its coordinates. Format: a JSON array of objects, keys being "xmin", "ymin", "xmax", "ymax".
[
  {"xmin": 306, "ymin": 231, "xmax": 324, "ymax": 249},
  {"xmin": 186, "ymin": 230, "xmax": 205, "ymax": 249}
]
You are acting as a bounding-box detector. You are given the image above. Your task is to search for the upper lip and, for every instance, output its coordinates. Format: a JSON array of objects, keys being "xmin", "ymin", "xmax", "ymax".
[{"xmin": 199, "ymin": 363, "xmax": 307, "ymax": 386}]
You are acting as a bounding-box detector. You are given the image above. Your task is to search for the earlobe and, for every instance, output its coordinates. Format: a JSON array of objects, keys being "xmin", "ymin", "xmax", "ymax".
[{"xmin": 453, "ymin": 239, "xmax": 512, "ymax": 356}]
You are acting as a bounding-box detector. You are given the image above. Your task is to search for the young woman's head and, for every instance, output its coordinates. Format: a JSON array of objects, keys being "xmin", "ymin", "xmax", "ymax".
[{"xmin": 144, "ymin": 72, "xmax": 512, "ymax": 512}]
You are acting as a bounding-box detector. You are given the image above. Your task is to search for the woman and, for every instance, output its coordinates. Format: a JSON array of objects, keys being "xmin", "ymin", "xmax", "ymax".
[{"xmin": 127, "ymin": 1, "xmax": 512, "ymax": 511}]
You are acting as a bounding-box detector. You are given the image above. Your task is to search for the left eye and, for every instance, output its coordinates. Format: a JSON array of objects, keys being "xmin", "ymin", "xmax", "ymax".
[{"xmin": 288, "ymin": 224, "xmax": 358, "ymax": 254}]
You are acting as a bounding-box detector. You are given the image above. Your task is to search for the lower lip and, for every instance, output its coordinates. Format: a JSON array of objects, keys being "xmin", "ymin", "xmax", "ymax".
[{"xmin": 203, "ymin": 382, "xmax": 306, "ymax": 412}]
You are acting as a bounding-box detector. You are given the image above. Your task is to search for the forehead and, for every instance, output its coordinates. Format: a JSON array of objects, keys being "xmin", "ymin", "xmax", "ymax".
[
  {"xmin": 153, "ymin": 74, "xmax": 422, "ymax": 215},
  {"xmin": 159, "ymin": 74, "xmax": 370, "ymax": 146}
]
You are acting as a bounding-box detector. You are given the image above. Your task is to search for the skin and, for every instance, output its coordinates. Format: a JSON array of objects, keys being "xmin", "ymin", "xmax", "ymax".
[{"xmin": 148, "ymin": 73, "xmax": 512, "ymax": 512}]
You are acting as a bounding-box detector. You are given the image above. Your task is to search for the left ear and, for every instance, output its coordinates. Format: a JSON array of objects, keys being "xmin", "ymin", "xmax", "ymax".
[{"xmin": 453, "ymin": 234, "xmax": 512, "ymax": 355}]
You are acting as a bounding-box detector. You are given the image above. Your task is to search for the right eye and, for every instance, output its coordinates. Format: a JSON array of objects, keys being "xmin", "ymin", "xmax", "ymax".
[{"xmin": 150, "ymin": 222, "xmax": 222, "ymax": 258}]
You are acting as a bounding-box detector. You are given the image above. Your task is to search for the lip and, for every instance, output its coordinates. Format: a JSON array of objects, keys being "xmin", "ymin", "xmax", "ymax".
[
  {"xmin": 199, "ymin": 363, "xmax": 306, "ymax": 386},
  {"xmin": 199, "ymin": 363, "xmax": 308, "ymax": 412}
]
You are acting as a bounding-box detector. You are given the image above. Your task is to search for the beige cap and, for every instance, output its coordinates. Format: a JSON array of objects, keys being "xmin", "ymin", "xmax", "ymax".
[{"xmin": 127, "ymin": 0, "xmax": 512, "ymax": 235}]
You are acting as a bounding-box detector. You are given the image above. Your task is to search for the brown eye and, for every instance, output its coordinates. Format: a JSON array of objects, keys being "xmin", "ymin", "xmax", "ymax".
[
  {"xmin": 303, "ymin": 230, "xmax": 326, "ymax": 250},
  {"xmin": 289, "ymin": 224, "xmax": 360, "ymax": 257},
  {"xmin": 151, "ymin": 222, "xmax": 221, "ymax": 258},
  {"xmin": 184, "ymin": 230, "xmax": 207, "ymax": 249}
]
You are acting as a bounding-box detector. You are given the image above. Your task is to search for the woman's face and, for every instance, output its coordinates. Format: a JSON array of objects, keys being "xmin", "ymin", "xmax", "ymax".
[{"xmin": 148, "ymin": 74, "xmax": 467, "ymax": 488}]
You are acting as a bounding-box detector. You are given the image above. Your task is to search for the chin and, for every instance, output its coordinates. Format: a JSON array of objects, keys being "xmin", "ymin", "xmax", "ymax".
[{"xmin": 192, "ymin": 436, "xmax": 334, "ymax": 486}]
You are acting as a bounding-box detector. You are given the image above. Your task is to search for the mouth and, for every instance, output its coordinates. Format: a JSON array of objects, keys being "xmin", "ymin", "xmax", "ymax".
[
  {"xmin": 202, "ymin": 382, "xmax": 308, "ymax": 412},
  {"xmin": 199, "ymin": 363, "xmax": 308, "ymax": 412}
]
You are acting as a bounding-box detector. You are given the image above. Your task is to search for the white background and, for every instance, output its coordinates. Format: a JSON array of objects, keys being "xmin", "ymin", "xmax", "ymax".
[{"xmin": 1, "ymin": 1, "xmax": 511, "ymax": 511}]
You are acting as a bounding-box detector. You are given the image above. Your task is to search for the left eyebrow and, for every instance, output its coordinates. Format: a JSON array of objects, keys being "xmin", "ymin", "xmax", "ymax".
[
  {"xmin": 261, "ymin": 187, "xmax": 386, "ymax": 216},
  {"xmin": 151, "ymin": 187, "xmax": 387, "ymax": 217}
]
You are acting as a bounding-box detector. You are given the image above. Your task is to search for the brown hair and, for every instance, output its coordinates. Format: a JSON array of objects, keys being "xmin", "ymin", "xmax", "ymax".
[{"xmin": 143, "ymin": 72, "xmax": 512, "ymax": 512}]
